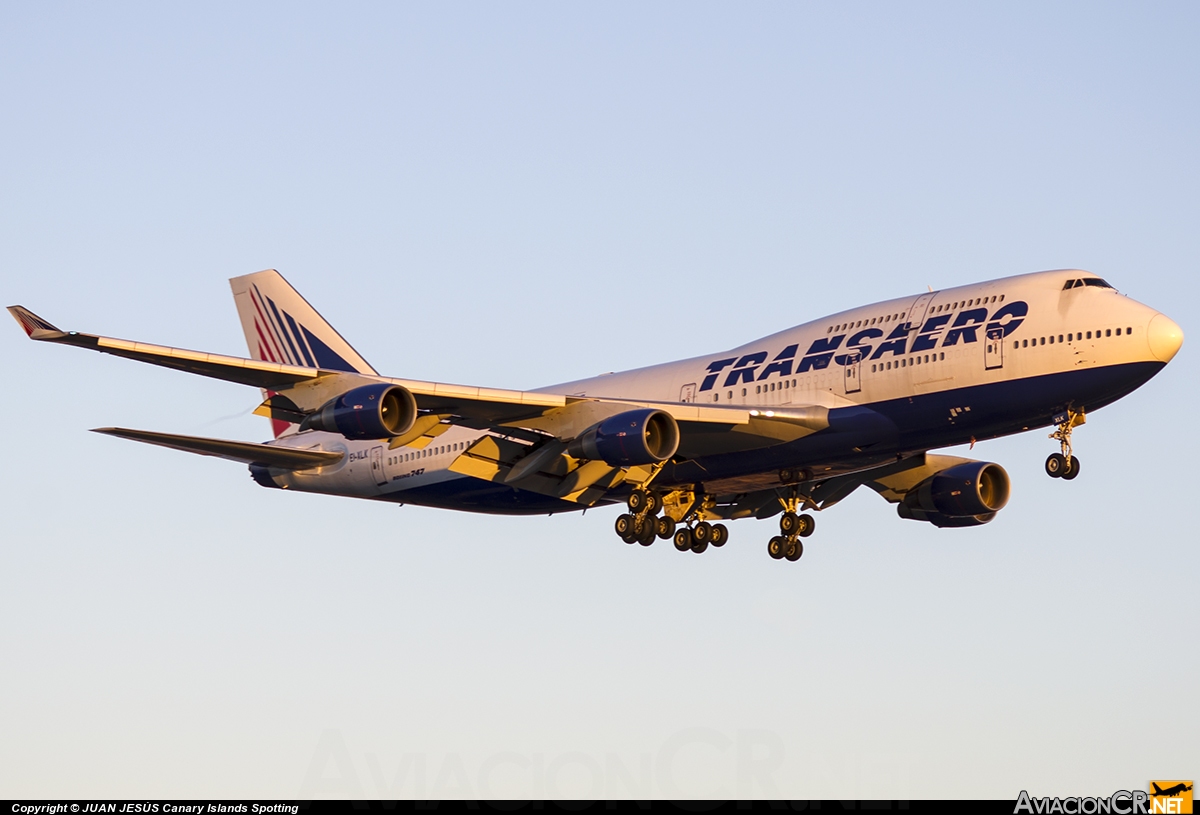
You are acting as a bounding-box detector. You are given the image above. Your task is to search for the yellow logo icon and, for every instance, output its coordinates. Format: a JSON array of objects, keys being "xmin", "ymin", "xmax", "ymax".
[{"xmin": 1150, "ymin": 781, "xmax": 1193, "ymax": 814}]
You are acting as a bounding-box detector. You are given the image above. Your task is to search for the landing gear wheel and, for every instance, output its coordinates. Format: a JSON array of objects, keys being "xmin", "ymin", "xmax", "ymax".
[
  {"xmin": 673, "ymin": 528, "xmax": 693, "ymax": 552},
  {"xmin": 780, "ymin": 512, "xmax": 799, "ymax": 536},
  {"xmin": 637, "ymin": 518, "xmax": 657, "ymax": 546},
  {"xmin": 627, "ymin": 490, "xmax": 650, "ymax": 513},
  {"xmin": 767, "ymin": 536, "xmax": 787, "ymax": 560},
  {"xmin": 690, "ymin": 538, "xmax": 709, "ymax": 554},
  {"xmin": 797, "ymin": 513, "xmax": 815, "ymax": 538},
  {"xmin": 709, "ymin": 523, "xmax": 729, "ymax": 547},
  {"xmin": 785, "ymin": 539, "xmax": 804, "ymax": 561},
  {"xmin": 656, "ymin": 516, "xmax": 677, "ymax": 540},
  {"xmin": 1061, "ymin": 456, "xmax": 1081, "ymax": 480},
  {"xmin": 693, "ymin": 521, "xmax": 713, "ymax": 544},
  {"xmin": 1045, "ymin": 453, "xmax": 1066, "ymax": 478},
  {"xmin": 645, "ymin": 492, "xmax": 663, "ymax": 514},
  {"xmin": 615, "ymin": 513, "xmax": 637, "ymax": 542}
]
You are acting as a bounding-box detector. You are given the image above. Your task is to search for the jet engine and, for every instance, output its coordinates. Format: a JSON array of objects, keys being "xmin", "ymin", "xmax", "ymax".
[
  {"xmin": 896, "ymin": 461, "xmax": 1010, "ymax": 526},
  {"xmin": 566, "ymin": 408, "xmax": 680, "ymax": 467},
  {"xmin": 299, "ymin": 383, "xmax": 418, "ymax": 440}
]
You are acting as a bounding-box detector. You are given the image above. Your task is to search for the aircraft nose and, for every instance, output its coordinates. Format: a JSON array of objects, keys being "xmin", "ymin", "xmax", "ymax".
[{"xmin": 1147, "ymin": 313, "xmax": 1184, "ymax": 363}]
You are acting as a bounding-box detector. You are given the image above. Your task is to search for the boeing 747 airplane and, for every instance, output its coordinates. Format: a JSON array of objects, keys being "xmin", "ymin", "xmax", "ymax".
[{"xmin": 9, "ymin": 268, "xmax": 1184, "ymax": 562}]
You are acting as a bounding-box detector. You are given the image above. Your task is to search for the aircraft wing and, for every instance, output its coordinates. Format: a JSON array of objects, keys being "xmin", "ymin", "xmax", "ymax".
[
  {"xmin": 8, "ymin": 306, "xmax": 321, "ymax": 390},
  {"xmin": 8, "ymin": 305, "xmax": 829, "ymax": 447}
]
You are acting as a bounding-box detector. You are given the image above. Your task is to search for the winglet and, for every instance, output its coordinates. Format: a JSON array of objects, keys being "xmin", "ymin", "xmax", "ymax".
[{"xmin": 7, "ymin": 306, "xmax": 67, "ymax": 339}]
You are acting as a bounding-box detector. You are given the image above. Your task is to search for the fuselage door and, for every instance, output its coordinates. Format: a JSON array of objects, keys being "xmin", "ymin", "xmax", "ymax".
[
  {"xmin": 905, "ymin": 292, "xmax": 936, "ymax": 331},
  {"xmin": 985, "ymin": 328, "xmax": 1004, "ymax": 370},
  {"xmin": 370, "ymin": 446, "xmax": 388, "ymax": 486},
  {"xmin": 843, "ymin": 351, "xmax": 861, "ymax": 394},
  {"xmin": 680, "ymin": 383, "xmax": 697, "ymax": 403}
]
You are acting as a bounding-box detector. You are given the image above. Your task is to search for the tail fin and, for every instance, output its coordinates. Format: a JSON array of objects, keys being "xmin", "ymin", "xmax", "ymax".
[
  {"xmin": 230, "ymin": 269, "xmax": 377, "ymax": 437},
  {"xmin": 1153, "ymin": 784, "xmax": 1163, "ymax": 795}
]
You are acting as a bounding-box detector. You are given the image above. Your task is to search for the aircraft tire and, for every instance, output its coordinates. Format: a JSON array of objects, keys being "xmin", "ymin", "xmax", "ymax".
[
  {"xmin": 656, "ymin": 516, "xmax": 677, "ymax": 540},
  {"xmin": 693, "ymin": 521, "xmax": 713, "ymax": 544},
  {"xmin": 797, "ymin": 513, "xmax": 815, "ymax": 538},
  {"xmin": 673, "ymin": 528, "xmax": 693, "ymax": 552},
  {"xmin": 780, "ymin": 512, "xmax": 799, "ymax": 535},
  {"xmin": 767, "ymin": 536, "xmax": 787, "ymax": 560},
  {"xmin": 1045, "ymin": 453, "xmax": 1066, "ymax": 478},
  {"xmin": 628, "ymin": 490, "xmax": 649, "ymax": 513},
  {"xmin": 785, "ymin": 540, "xmax": 804, "ymax": 561},
  {"xmin": 615, "ymin": 513, "xmax": 637, "ymax": 542},
  {"xmin": 1061, "ymin": 456, "xmax": 1081, "ymax": 480},
  {"xmin": 636, "ymin": 517, "xmax": 656, "ymax": 545},
  {"xmin": 690, "ymin": 538, "xmax": 709, "ymax": 554},
  {"xmin": 710, "ymin": 523, "xmax": 729, "ymax": 547}
]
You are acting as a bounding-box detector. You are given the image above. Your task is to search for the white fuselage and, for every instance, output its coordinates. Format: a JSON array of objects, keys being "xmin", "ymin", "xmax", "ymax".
[{"xmin": 267, "ymin": 269, "xmax": 1181, "ymax": 509}]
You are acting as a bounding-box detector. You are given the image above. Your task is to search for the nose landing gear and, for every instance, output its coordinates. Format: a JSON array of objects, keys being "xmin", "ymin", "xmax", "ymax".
[
  {"xmin": 768, "ymin": 487, "xmax": 815, "ymax": 563},
  {"xmin": 1046, "ymin": 409, "xmax": 1085, "ymax": 480}
]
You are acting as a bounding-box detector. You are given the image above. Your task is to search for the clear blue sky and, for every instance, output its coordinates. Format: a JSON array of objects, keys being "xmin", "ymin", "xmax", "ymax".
[{"xmin": 2, "ymin": 1, "xmax": 1196, "ymax": 799}]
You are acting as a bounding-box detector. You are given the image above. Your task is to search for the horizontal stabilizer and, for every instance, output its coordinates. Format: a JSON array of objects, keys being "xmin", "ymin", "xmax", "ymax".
[{"xmin": 91, "ymin": 427, "xmax": 343, "ymax": 470}]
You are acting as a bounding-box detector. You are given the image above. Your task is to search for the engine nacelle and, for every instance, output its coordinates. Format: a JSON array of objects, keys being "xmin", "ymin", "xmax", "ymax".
[
  {"xmin": 899, "ymin": 461, "xmax": 1010, "ymax": 521},
  {"xmin": 897, "ymin": 506, "xmax": 997, "ymax": 527},
  {"xmin": 566, "ymin": 408, "xmax": 680, "ymax": 467},
  {"xmin": 299, "ymin": 383, "xmax": 418, "ymax": 440}
]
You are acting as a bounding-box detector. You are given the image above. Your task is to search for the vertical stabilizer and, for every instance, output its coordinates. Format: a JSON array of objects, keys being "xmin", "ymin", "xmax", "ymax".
[{"xmin": 230, "ymin": 269, "xmax": 377, "ymax": 437}]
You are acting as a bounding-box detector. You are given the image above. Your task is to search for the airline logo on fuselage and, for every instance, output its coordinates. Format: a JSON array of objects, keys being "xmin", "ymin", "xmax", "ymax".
[{"xmin": 699, "ymin": 300, "xmax": 1028, "ymax": 391}]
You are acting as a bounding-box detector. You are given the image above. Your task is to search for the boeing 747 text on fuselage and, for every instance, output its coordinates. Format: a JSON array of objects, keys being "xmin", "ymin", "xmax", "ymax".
[{"xmin": 9, "ymin": 268, "xmax": 1183, "ymax": 561}]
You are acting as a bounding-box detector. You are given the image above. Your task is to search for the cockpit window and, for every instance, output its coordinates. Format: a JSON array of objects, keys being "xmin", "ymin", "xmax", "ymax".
[
  {"xmin": 1063, "ymin": 279, "xmax": 1078, "ymax": 290},
  {"xmin": 1082, "ymin": 278, "xmax": 1114, "ymax": 289}
]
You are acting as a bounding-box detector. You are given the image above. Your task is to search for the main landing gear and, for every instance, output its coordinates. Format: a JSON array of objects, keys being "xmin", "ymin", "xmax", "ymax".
[
  {"xmin": 1045, "ymin": 409, "xmax": 1085, "ymax": 481},
  {"xmin": 615, "ymin": 486, "xmax": 728, "ymax": 555},
  {"xmin": 768, "ymin": 487, "xmax": 815, "ymax": 563}
]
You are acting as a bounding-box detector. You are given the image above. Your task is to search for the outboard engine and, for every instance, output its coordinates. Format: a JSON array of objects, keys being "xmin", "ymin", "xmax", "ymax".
[
  {"xmin": 567, "ymin": 408, "xmax": 680, "ymax": 466},
  {"xmin": 300, "ymin": 383, "xmax": 418, "ymax": 440}
]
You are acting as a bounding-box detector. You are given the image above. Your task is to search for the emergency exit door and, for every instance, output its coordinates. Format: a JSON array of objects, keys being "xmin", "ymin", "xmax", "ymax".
[
  {"xmin": 985, "ymin": 328, "xmax": 1004, "ymax": 370},
  {"xmin": 844, "ymin": 352, "xmax": 861, "ymax": 394}
]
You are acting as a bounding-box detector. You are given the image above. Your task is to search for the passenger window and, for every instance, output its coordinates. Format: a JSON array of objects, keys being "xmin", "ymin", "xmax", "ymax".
[
  {"xmin": 1049, "ymin": 336, "xmax": 1054, "ymax": 344},
  {"xmin": 742, "ymin": 388, "xmax": 747, "ymax": 397},
  {"xmin": 1058, "ymin": 335, "xmax": 1063, "ymax": 343},
  {"xmin": 727, "ymin": 391, "xmax": 733, "ymax": 399},
  {"xmin": 1115, "ymin": 328, "xmax": 1121, "ymax": 336},
  {"xmin": 940, "ymin": 352, "xmax": 945, "ymax": 360},
  {"xmin": 1106, "ymin": 329, "xmax": 1111, "ymax": 337},
  {"xmin": 999, "ymin": 294, "xmax": 1005, "ymax": 302},
  {"xmin": 871, "ymin": 364, "xmax": 877, "ymax": 372}
]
